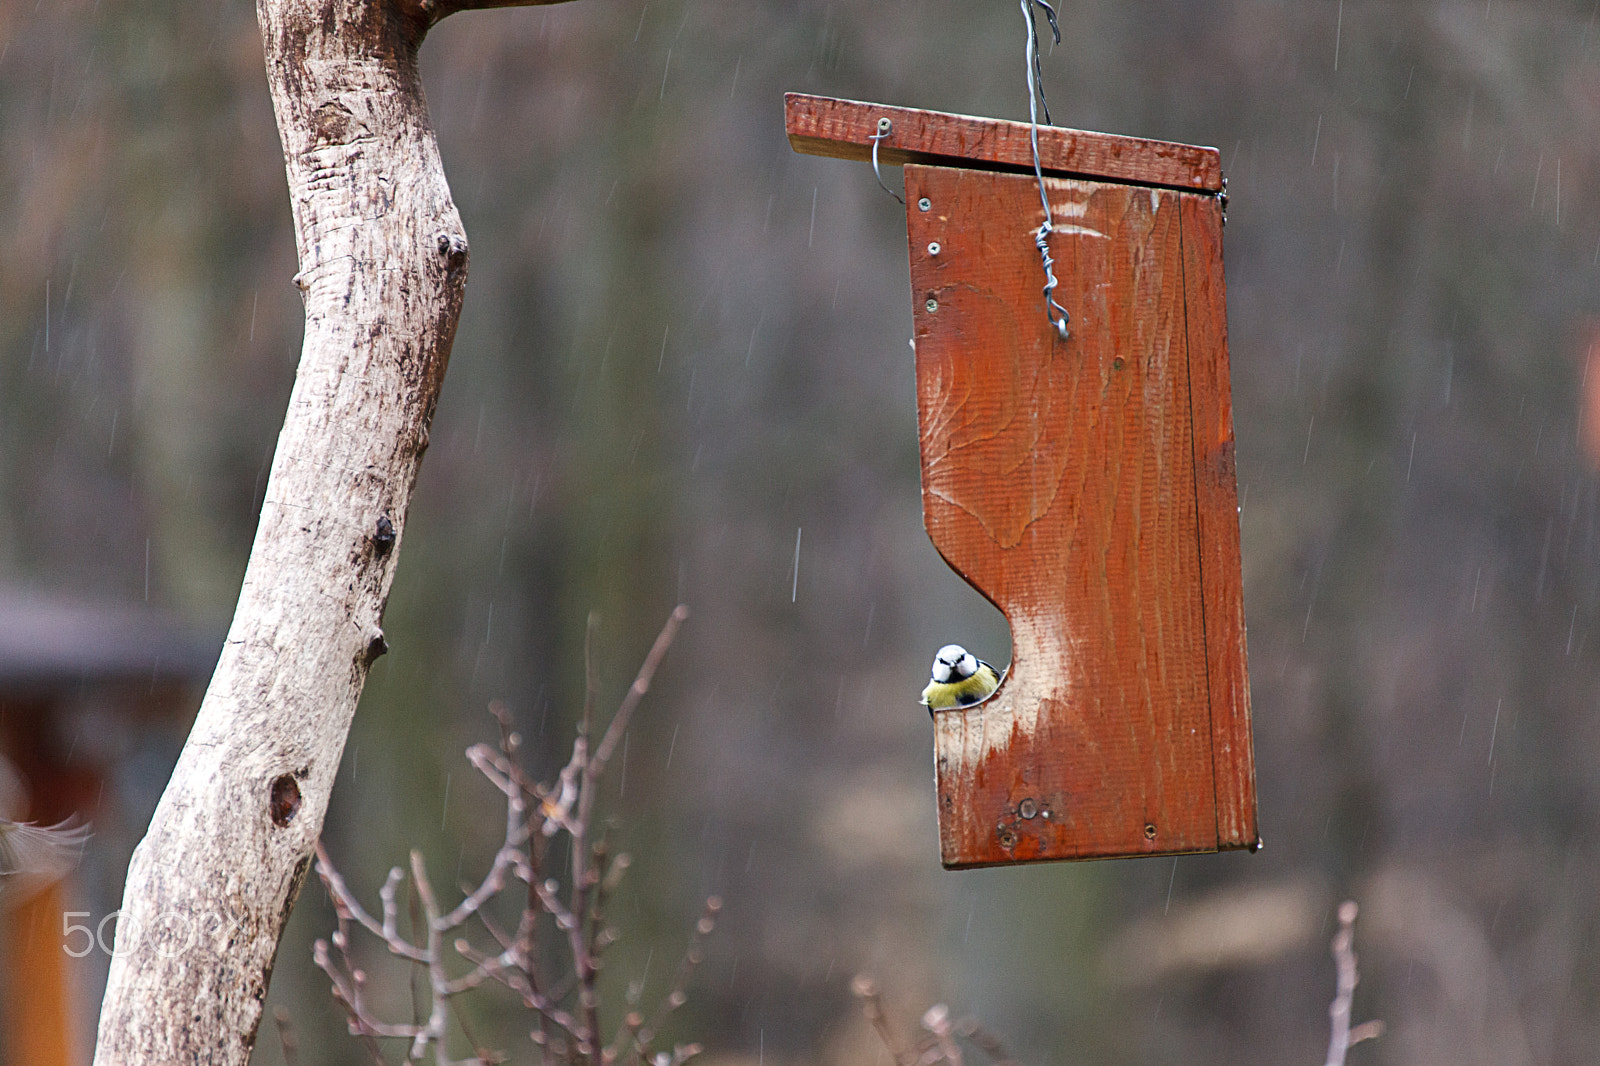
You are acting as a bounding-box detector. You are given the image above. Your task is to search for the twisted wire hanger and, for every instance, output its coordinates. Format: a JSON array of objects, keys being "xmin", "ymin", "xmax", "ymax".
[{"xmin": 1021, "ymin": 0, "xmax": 1070, "ymax": 341}]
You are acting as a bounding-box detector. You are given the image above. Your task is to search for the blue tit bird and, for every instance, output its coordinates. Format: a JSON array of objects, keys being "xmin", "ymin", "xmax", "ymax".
[{"xmin": 920, "ymin": 644, "xmax": 1002, "ymax": 714}]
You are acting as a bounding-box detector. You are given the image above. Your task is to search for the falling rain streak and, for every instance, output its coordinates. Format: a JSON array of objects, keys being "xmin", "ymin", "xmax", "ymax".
[
  {"xmin": 746, "ymin": 312, "xmax": 764, "ymax": 367},
  {"xmin": 790, "ymin": 527, "xmax": 802, "ymax": 602},
  {"xmin": 1333, "ymin": 0, "xmax": 1343, "ymax": 71},
  {"xmin": 1487, "ymin": 698, "xmax": 1502, "ymax": 765}
]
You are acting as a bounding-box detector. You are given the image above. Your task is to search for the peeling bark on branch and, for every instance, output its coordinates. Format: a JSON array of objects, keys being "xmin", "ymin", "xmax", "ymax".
[{"xmin": 89, "ymin": 0, "xmax": 576, "ymax": 1059}]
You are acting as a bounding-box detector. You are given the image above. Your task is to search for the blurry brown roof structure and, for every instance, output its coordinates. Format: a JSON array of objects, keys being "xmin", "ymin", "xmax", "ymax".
[{"xmin": 0, "ymin": 591, "xmax": 221, "ymax": 689}]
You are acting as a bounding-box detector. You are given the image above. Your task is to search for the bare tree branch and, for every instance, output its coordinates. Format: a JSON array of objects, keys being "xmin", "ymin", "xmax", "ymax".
[
  {"xmin": 91, "ymin": 0, "xmax": 491, "ymax": 1056},
  {"xmin": 853, "ymin": 978, "xmax": 1017, "ymax": 1066},
  {"xmin": 1324, "ymin": 900, "xmax": 1384, "ymax": 1066},
  {"xmin": 594, "ymin": 605, "xmax": 691, "ymax": 772},
  {"xmin": 314, "ymin": 606, "xmax": 710, "ymax": 1065},
  {"xmin": 852, "ymin": 977, "xmax": 912, "ymax": 1066},
  {"xmin": 424, "ymin": 0, "xmax": 580, "ymax": 23},
  {"xmin": 922, "ymin": 1005, "xmax": 965, "ymax": 1066},
  {"xmin": 272, "ymin": 1008, "xmax": 305, "ymax": 1066}
]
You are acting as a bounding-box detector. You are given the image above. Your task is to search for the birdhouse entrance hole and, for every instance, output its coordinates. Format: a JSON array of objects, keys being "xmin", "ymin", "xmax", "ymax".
[{"xmin": 785, "ymin": 94, "xmax": 1259, "ymax": 868}]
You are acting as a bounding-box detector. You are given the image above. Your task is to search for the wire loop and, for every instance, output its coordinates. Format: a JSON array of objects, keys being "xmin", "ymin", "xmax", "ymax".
[
  {"xmin": 869, "ymin": 117, "xmax": 906, "ymax": 205},
  {"xmin": 1022, "ymin": 0, "xmax": 1070, "ymax": 341}
]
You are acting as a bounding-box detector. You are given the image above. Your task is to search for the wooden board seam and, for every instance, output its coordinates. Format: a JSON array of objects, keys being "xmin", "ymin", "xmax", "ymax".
[{"xmin": 1175, "ymin": 202, "xmax": 1224, "ymax": 853}]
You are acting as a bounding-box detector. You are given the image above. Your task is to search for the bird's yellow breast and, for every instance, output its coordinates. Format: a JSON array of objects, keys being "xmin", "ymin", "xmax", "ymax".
[{"xmin": 920, "ymin": 664, "xmax": 1001, "ymax": 710}]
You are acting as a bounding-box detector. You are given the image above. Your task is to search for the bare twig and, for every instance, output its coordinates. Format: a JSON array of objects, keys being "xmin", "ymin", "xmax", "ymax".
[
  {"xmin": 272, "ymin": 1008, "xmax": 303, "ymax": 1066},
  {"xmin": 569, "ymin": 612, "xmax": 604, "ymax": 1058},
  {"xmin": 315, "ymin": 844, "xmax": 427, "ymax": 962},
  {"xmin": 853, "ymin": 978, "xmax": 1016, "ymax": 1066},
  {"xmin": 314, "ymin": 606, "xmax": 706, "ymax": 1066},
  {"xmin": 852, "ymin": 977, "xmax": 911, "ymax": 1066},
  {"xmin": 594, "ymin": 605, "xmax": 690, "ymax": 773},
  {"xmin": 1324, "ymin": 900, "xmax": 1384, "ymax": 1066},
  {"xmin": 922, "ymin": 1005, "xmax": 964, "ymax": 1066},
  {"xmin": 621, "ymin": 895, "xmax": 721, "ymax": 1057},
  {"xmin": 951, "ymin": 1018, "xmax": 1014, "ymax": 1066},
  {"xmin": 424, "ymin": 0, "xmax": 582, "ymax": 32}
]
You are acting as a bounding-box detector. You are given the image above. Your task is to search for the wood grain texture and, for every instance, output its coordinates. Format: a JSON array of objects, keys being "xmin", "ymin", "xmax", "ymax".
[
  {"xmin": 785, "ymin": 93, "xmax": 1223, "ymax": 192},
  {"xmin": 92, "ymin": 0, "xmax": 470, "ymax": 1060},
  {"xmin": 1179, "ymin": 194, "xmax": 1259, "ymax": 850},
  {"xmin": 906, "ymin": 163, "xmax": 1252, "ymax": 866}
]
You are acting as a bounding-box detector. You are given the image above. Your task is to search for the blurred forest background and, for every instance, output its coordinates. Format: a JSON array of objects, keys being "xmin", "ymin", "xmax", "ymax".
[{"xmin": 3, "ymin": 0, "xmax": 1600, "ymax": 1062}]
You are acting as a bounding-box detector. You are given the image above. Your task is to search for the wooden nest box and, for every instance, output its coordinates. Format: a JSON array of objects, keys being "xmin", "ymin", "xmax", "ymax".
[{"xmin": 786, "ymin": 94, "xmax": 1259, "ymax": 868}]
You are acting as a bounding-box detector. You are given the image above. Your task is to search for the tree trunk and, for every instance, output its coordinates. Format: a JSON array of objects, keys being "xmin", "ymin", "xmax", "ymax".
[{"xmin": 91, "ymin": 0, "xmax": 556, "ymax": 1058}]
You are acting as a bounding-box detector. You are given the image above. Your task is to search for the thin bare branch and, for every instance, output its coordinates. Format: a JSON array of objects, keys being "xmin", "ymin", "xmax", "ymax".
[
  {"xmin": 593, "ymin": 605, "xmax": 691, "ymax": 772},
  {"xmin": 579, "ymin": 611, "xmax": 600, "ymax": 755},
  {"xmin": 952, "ymin": 1018, "xmax": 1014, "ymax": 1066},
  {"xmin": 316, "ymin": 843, "xmax": 428, "ymax": 962},
  {"xmin": 1324, "ymin": 900, "xmax": 1385, "ymax": 1066},
  {"xmin": 314, "ymin": 908, "xmax": 421, "ymax": 1047},
  {"xmin": 383, "ymin": 866, "xmax": 419, "ymax": 958},
  {"xmin": 853, "ymin": 978, "xmax": 1018, "ymax": 1066},
  {"xmin": 437, "ymin": 754, "xmax": 528, "ymax": 929},
  {"xmin": 273, "ymin": 1008, "xmax": 303, "ymax": 1066},
  {"xmin": 620, "ymin": 894, "xmax": 720, "ymax": 1056},
  {"xmin": 852, "ymin": 976, "xmax": 912, "ymax": 1066},
  {"xmin": 454, "ymin": 935, "xmax": 586, "ymax": 1042},
  {"xmin": 558, "ymin": 609, "xmax": 604, "ymax": 1060},
  {"xmin": 922, "ymin": 1005, "xmax": 964, "ymax": 1066},
  {"xmin": 426, "ymin": 0, "xmax": 580, "ymax": 25},
  {"xmin": 315, "ymin": 608, "xmax": 698, "ymax": 1066},
  {"xmin": 407, "ymin": 850, "xmax": 452, "ymax": 1064}
]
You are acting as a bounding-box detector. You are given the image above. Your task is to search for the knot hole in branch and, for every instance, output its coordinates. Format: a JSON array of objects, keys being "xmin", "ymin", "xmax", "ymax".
[
  {"xmin": 373, "ymin": 514, "xmax": 396, "ymax": 557},
  {"xmin": 270, "ymin": 774, "xmax": 303, "ymax": 828},
  {"xmin": 363, "ymin": 629, "xmax": 389, "ymax": 665},
  {"xmin": 435, "ymin": 232, "xmax": 468, "ymax": 272}
]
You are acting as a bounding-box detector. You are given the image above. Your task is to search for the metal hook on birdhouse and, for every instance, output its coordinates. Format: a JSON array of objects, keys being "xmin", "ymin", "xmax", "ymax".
[{"xmin": 869, "ymin": 117, "xmax": 906, "ymax": 205}]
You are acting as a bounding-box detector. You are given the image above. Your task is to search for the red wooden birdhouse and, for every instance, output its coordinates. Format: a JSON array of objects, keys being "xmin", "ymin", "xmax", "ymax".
[{"xmin": 786, "ymin": 94, "xmax": 1259, "ymax": 868}]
